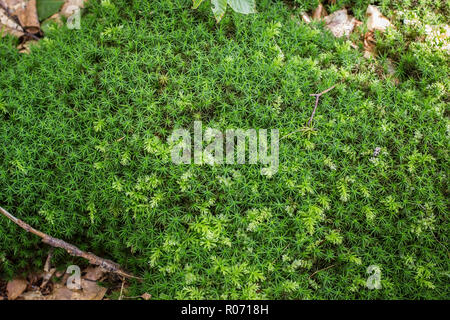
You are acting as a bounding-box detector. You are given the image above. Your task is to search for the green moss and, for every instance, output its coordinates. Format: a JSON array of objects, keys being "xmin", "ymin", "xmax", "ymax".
[{"xmin": 0, "ymin": 0, "xmax": 448, "ymax": 299}]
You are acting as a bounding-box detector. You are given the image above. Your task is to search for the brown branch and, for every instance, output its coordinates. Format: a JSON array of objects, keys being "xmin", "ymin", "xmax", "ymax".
[
  {"xmin": 307, "ymin": 85, "xmax": 336, "ymax": 127},
  {"xmin": 280, "ymin": 84, "xmax": 337, "ymax": 140},
  {"xmin": 0, "ymin": 206, "xmax": 140, "ymax": 280},
  {"xmin": 309, "ymin": 264, "xmax": 336, "ymax": 279}
]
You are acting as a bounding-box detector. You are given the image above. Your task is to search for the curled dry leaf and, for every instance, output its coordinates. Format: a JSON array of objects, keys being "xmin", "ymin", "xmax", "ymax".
[
  {"xmin": 19, "ymin": 0, "xmax": 40, "ymax": 33},
  {"xmin": 141, "ymin": 292, "xmax": 152, "ymax": 300},
  {"xmin": 47, "ymin": 279, "xmax": 107, "ymax": 300},
  {"xmin": 44, "ymin": 12, "xmax": 62, "ymax": 25},
  {"xmin": 17, "ymin": 38, "xmax": 38, "ymax": 53},
  {"xmin": 366, "ymin": 5, "xmax": 392, "ymax": 32},
  {"xmin": 324, "ymin": 9, "xmax": 361, "ymax": 38},
  {"xmin": 6, "ymin": 279, "xmax": 28, "ymax": 300},
  {"xmin": 0, "ymin": 0, "xmax": 25, "ymax": 37},
  {"xmin": 312, "ymin": 3, "xmax": 327, "ymax": 20},
  {"xmin": 363, "ymin": 31, "xmax": 376, "ymax": 58},
  {"xmin": 19, "ymin": 290, "xmax": 45, "ymax": 300},
  {"xmin": 83, "ymin": 266, "xmax": 106, "ymax": 281},
  {"xmin": 2, "ymin": 0, "xmax": 40, "ymax": 34}
]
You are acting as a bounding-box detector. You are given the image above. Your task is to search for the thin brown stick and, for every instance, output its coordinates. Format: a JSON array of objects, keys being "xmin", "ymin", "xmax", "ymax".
[
  {"xmin": 280, "ymin": 85, "xmax": 337, "ymax": 140},
  {"xmin": 307, "ymin": 85, "xmax": 336, "ymax": 126},
  {"xmin": 309, "ymin": 264, "xmax": 336, "ymax": 279},
  {"xmin": 432, "ymin": 232, "xmax": 448, "ymax": 253},
  {"xmin": 44, "ymin": 248, "xmax": 54, "ymax": 272},
  {"xmin": 119, "ymin": 278, "xmax": 125, "ymax": 300},
  {"xmin": 0, "ymin": 206, "xmax": 140, "ymax": 280}
]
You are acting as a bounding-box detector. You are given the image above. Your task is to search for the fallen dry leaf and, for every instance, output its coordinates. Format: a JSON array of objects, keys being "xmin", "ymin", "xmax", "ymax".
[
  {"xmin": 83, "ymin": 266, "xmax": 106, "ymax": 281},
  {"xmin": 43, "ymin": 12, "xmax": 63, "ymax": 26},
  {"xmin": 1, "ymin": 0, "xmax": 40, "ymax": 34},
  {"xmin": 48, "ymin": 284, "xmax": 75, "ymax": 300},
  {"xmin": 0, "ymin": 0, "xmax": 25, "ymax": 37},
  {"xmin": 363, "ymin": 31, "xmax": 376, "ymax": 58},
  {"xmin": 324, "ymin": 9, "xmax": 361, "ymax": 38},
  {"xmin": 6, "ymin": 279, "xmax": 28, "ymax": 300},
  {"xmin": 312, "ymin": 3, "xmax": 327, "ymax": 20},
  {"xmin": 366, "ymin": 5, "xmax": 392, "ymax": 32},
  {"xmin": 141, "ymin": 292, "xmax": 152, "ymax": 300},
  {"xmin": 47, "ymin": 279, "xmax": 107, "ymax": 300},
  {"xmin": 19, "ymin": 290, "xmax": 45, "ymax": 300},
  {"xmin": 19, "ymin": 0, "xmax": 39, "ymax": 33},
  {"xmin": 17, "ymin": 39, "xmax": 38, "ymax": 53},
  {"xmin": 79, "ymin": 279, "xmax": 108, "ymax": 300}
]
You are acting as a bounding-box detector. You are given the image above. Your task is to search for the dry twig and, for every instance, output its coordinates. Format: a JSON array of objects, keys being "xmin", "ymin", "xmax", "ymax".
[
  {"xmin": 307, "ymin": 85, "xmax": 336, "ymax": 126},
  {"xmin": 281, "ymin": 85, "xmax": 337, "ymax": 140},
  {"xmin": 309, "ymin": 264, "xmax": 336, "ymax": 278},
  {"xmin": 0, "ymin": 206, "xmax": 140, "ymax": 280}
]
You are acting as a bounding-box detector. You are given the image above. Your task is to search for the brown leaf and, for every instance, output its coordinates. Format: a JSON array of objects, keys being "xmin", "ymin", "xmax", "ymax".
[
  {"xmin": 47, "ymin": 279, "xmax": 107, "ymax": 300},
  {"xmin": 324, "ymin": 9, "xmax": 361, "ymax": 38},
  {"xmin": 79, "ymin": 279, "xmax": 107, "ymax": 300},
  {"xmin": 312, "ymin": 4, "xmax": 327, "ymax": 20},
  {"xmin": 17, "ymin": 39, "xmax": 38, "ymax": 53},
  {"xmin": 47, "ymin": 284, "xmax": 76, "ymax": 300},
  {"xmin": 19, "ymin": 290, "xmax": 45, "ymax": 300},
  {"xmin": 43, "ymin": 12, "xmax": 63, "ymax": 26},
  {"xmin": 19, "ymin": 0, "xmax": 39, "ymax": 34},
  {"xmin": 0, "ymin": 1, "xmax": 24, "ymax": 38},
  {"xmin": 6, "ymin": 279, "xmax": 28, "ymax": 300},
  {"xmin": 83, "ymin": 266, "xmax": 106, "ymax": 281},
  {"xmin": 366, "ymin": 5, "xmax": 392, "ymax": 32},
  {"xmin": 363, "ymin": 31, "xmax": 376, "ymax": 58},
  {"xmin": 141, "ymin": 292, "xmax": 152, "ymax": 300}
]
